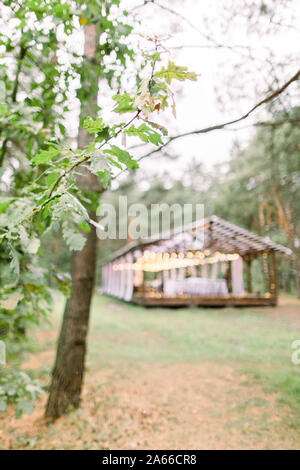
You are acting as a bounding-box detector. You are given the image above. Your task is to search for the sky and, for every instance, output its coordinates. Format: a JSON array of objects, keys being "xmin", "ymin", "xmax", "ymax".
[{"xmin": 115, "ymin": 0, "xmax": 300, "ymax": 180}]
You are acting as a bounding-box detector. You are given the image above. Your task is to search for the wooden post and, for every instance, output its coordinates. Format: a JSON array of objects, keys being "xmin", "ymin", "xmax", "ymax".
[
  {"xmin": 269, "ymin": 250, "xmax": 277, "ymax": 303},
  {"xmin": 245, "ymin": 258, "xmax": 252, "ymax": 294},
  {"xmin": 228, "ymin": 261, "xmax": 232, "ymax": 293},
  {"xmin": 262, "ymin": 251, "xmax": 270, "ymax": 293}
]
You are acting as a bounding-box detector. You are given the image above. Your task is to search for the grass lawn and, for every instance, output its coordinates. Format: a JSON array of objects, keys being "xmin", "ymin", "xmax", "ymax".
[{"xmin": 1, "ymin": 293, "xmax": 300, "ymax": 449}]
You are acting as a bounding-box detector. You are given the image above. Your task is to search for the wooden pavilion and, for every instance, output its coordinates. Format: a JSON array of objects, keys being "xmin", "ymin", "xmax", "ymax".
[{"xmin": 100, "ymin": 215, "xmax": 291, "ymax": 307}]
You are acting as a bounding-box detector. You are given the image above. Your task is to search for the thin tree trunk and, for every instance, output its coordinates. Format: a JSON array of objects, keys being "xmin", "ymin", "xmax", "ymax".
[
  {"xmin": 46, "ymin": 24, "xmax": 100, "ymax": 420},
  {"xmin": 45, "ymin": 216, "xmax": 97, "ymax": 419}
]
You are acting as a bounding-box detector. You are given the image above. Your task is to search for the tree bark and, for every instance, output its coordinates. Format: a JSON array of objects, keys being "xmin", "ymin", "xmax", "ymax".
[
  {"xmin": 45, "ymin": 216, "xmax": 97, "ymax": 419},
  {"xmin": 46, "ymin": 24, "xmax": 100, "ymax": 420}
]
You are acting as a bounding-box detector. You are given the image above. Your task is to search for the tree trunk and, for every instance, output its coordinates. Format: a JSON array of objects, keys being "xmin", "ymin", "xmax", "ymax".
[
  {"xmin": 46, "ymin": 24, "xmax": 99, "ymax": 420},
  {"xmin": 45, "ymin": 216, "xmax": 97, "ymax": 419}
]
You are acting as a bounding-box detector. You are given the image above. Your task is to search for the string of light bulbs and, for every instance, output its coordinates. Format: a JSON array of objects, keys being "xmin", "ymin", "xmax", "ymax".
[{"xmin": 112, "ymin": 251, "xmax": 240, "ymax": 272}]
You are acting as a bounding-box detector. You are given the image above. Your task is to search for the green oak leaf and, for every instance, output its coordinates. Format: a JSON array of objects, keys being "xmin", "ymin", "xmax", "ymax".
[
  {"xmin": 155, "ymin": 61, "xmax": 197, "ymax": 84},
  {"xmin": 104, "ymin": 145, "xmax": 138, "ymax": 169},
  {"xmin": 83, "ymin": 116, "xmax": 105, "ymax": 134},
  {"xmin": 32, "ymin": 146, "xmax": 60, "ymax": 165},
  {"xmin": 112, "ymin": 93, "xmax": 135, "ymax": 114},
  {"xmin": 124, "ymin": 124, "xmax": 162, "ymax": 145}
]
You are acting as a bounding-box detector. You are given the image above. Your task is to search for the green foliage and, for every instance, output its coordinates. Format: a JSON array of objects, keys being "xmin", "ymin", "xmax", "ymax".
[
  {"xmin": 0, "ymin": 367, "xmax": 44, "ymax": 418},
  {"xmin": 32, "ymin": 146, "xmax": 61, "ymax": 166},
  {"xmin": 0, "ymin": 238, "xmax": 51, "ymax": 344},
  {"xmin": 62, "ymin": 224, "xmax": 86, "ymax": 252},
  {"xmin": 155, "ymin": 61, "xmax": 197, "ymax": 84},
  {"xmin": 104, "ymin": 145, "xmax": 139, "ymax": 170},
  {"xmin": 145, "ymin": 120, "xmax": 168, "ymax": 136},
  {"xmin": 124, "ymin": 123, "xmax": 163, "ymax": 145},
  {"xmin": 83, "ymin": 117, "xmax": 105, "ymax": 134},
  {"xmin": 112, "ymin": 93, "xmax": 135, "ymax": 114}
]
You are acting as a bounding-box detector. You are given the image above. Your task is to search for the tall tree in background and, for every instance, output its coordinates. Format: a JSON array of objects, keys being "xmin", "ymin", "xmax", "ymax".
[{"xmin": 214, "ymin": 108, "xmax": 300, "ymax": 295}]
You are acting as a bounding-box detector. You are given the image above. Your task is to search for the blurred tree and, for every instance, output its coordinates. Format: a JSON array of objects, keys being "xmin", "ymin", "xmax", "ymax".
[{"xmin": 214, "ymin": 108, "xmax": 300, "ymax": 295}]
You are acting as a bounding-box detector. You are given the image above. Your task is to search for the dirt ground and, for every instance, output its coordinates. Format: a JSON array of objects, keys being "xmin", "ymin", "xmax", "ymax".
[
  {"xmin": 266, "ymin": 297, "xmax": 300, "ymax": 329},
  {"xmin": 1, "ymin": 361, "xmax": 299, "ymax": 450},
  {"xmin": 1, "ymin": 297, "xmax": 300, "ymax": 450}
]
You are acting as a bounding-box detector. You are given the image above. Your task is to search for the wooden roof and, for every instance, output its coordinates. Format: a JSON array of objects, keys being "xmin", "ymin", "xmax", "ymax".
[{"xmin": 104, "ymin": 215, "xmax": 292, "ymax": 263}]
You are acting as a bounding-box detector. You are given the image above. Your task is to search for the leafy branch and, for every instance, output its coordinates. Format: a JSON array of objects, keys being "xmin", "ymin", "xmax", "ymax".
[
  {"xmin": 46, "ymin": 110, "xmax": 141, "ymax": 200},
  {"xmin": 133, "ymin": 68, "xmax": 300, "ymax": 163},
  {"xmin": 0, "ymin": 35, "xmax": 27, "ymax": 166},
  {"xmin": 40, "ymin": 40, "xmax": 171, "ymax": 207},
  {"xmin": 0, "ymin": 48, "xmax": 197, "ymax": 254}
]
